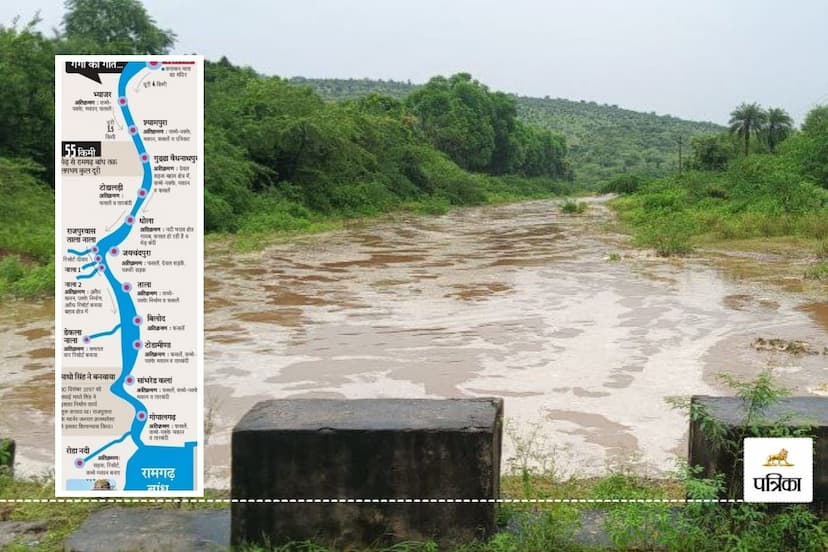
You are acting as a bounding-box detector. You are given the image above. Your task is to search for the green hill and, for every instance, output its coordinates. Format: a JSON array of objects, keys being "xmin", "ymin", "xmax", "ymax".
[{"xmin": 290, "ymin": 77, "xmax": 725, "ymax": 187}]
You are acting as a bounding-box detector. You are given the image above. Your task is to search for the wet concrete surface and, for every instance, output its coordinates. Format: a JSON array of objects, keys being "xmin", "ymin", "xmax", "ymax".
[{"xmin": 2, "ymin": 197, "xmax": 826, "ymax": 486}]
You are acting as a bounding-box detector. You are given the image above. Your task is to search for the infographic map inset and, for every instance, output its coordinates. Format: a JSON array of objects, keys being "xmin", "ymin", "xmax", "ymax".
[{"xmin": 55, "ymin": 56, "xmax": 204, "ymax": 496}]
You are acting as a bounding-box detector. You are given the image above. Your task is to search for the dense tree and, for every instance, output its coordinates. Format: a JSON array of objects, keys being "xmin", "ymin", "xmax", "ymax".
[
  {"xmin": 405, "ymin": 73, "xmax": 570, "ymax": 180},
  {"xmin": 61, "ymin": 0, "xmax": 176, "ymax": 54},
  {"xmin": 787, "ymin": 105, "xmax": 828, "ymax": 189},
  {"xmin": 0, "ymin": 18, "xmax": 55, "ymax": 176},
  {"xmin": 488, "ymin": 91, "xmax": 519, "ymax": 174},
  {"xmin": 690, "ymin": 133, "xmax": 738, "ymax": 171},
  {"xmin": 292, "ymin": 78, "xmax": 725, "ymax": 187},
  {"xmin": 764, "ymin": 107, "xmax": 793, "ymax": 153},
  {"xmin": 728, "ymin": 102, "xmax": 767, "ymax": 156},
  {"xmin": 406, "ymin": 74, "xmax": 496, "ymax": 172}
]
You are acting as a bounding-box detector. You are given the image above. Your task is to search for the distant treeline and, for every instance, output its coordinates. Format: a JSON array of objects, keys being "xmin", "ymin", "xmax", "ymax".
[
  {"xmin": 205, "ymin": 64, "xmax": 573, "ymax": 231},
  {"xmin": 291, "ymin": 77, "xmax": 725, "ymax": 187}
]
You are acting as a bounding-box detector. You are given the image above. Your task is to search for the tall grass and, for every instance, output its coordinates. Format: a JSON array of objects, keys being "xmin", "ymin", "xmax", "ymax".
[
  {"xmin": 0, "ymin": 158, "xmax": 55, "ymax": 298},
  {"xmin": 611, "ymin": 156, "xmax": 828, "ymax": 256}
]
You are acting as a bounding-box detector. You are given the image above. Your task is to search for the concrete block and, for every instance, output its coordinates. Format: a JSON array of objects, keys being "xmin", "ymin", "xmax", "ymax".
[
  {"xmin": 231, "ymin": 398, "xmax": 503, "ymax": 548},
  {"xmin": 688, "ymin": 396, "xmax": 827, "ymax": 508}
]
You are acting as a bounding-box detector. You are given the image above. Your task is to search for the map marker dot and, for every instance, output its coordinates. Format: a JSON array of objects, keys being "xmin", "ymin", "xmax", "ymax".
[
  {"xmin": 133, "ymin": 315, "xmax": 142, "ymax": 326},
  {"xmin": 118, "ymin": 97, "xmax": 127, "ymax": 106},
  {"xmin": 126, "ymin": 215, "xmax": 135, "ymax": 225},
  {"xmin": 129, "ymin": 125, "xmax": 137, "ymax": 135},
  {"xmin": 82, "ymin": 335, "xmax": 90, "ymax": 344},
  {"xmin": 136, "ymin": 411, "xmax": 147, "ymax": 421},
  {"xmin": 74, "ymin": 458, "xmax": 84, "ymax": 468},
  {"xmin": 133, "ymin": 340, "xmax": 142, "ymax": 350},
  {"xmin": 110, "ymin": 247, "xmax": 119, "ymax": 256},
  {"xmin": 94, "ymin": 255, "xmax": 101, "ymax": 262},
  {"xmin": 122, "ymin": 282, "xmax": 132, "ymax": 292},
  {"xmin": 125, "ymin": 375, "xmax": 135, "ymax": 385},
  {"xmin": 138, "ymin": 188, "xmax": 147, "ymax": 198},
  {"xmin": 97, "ymin": 264, "xmax": 105, "ymax": 272},
  {"xmin": 91, "ymin": 246, "xmax": 99, "ymax": 254},
  {"xmin": 140, "ymin": 153, "xmax": 149, "ymax": 163},
  {"xmin": 149, "ymin": 60, "xmax": 160, "ymax": 68}
]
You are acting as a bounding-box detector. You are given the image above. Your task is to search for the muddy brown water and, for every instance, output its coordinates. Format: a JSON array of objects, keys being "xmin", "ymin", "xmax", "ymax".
[{"xmin": 1, "ymin": 197, "xmax": 826, "ymax": 487}]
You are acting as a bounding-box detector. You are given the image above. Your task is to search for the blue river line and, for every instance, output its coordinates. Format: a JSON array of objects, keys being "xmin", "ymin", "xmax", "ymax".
[
  {"xmin": 83, "ymin": 431, "xmax": 130, "ymax": 463},
  {"xmin": 77, "ymin": 267, "xmax": 98, "ymax": 280},
  {"xmin": 88, "ymin": 323, "xmax": 121, "ymax": 341},
  {"xmin": 66, "ymin": 61, "xmax": 195, "ymax": 491}
]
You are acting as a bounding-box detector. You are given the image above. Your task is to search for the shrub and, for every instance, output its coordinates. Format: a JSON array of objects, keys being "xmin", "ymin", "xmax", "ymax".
[
  {"xmin": 600, "ymin": 173, "xmax": 645, "ymax": 194},
  {"xmin": 636, "ymin": 216, "xmax": 696, "ymax": 256},
  {"xmin": 815, "ymin": 240, "xmax": 828, "ymax": 260},
  {"xmin": 560, "ymin": 199, "xmax": 587, "ymax": 214},
  {"xmin": 237, "ymin": 195, "xmax": 315, "ymax": 233},
  {"xmin": 804, "ymin": 262, "xmax": 828, "ymax": 281},
  {"xmin": 204, "ymin": 190, "xmax": 237, "ymax": 232},
  {"xmin": 330, "ymin": 180, "xmax": 397, "ymax": 216}
]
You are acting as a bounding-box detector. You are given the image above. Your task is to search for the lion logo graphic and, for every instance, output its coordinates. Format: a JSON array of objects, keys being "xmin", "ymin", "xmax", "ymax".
[{"xmin": 762, "ymin": 448, "xmax": 793, "ymax": 467}]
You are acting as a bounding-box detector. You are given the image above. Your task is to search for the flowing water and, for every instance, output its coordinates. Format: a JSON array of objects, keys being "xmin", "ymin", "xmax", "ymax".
[{"xmin": 2, "ymin": 197, "xmax": 827, "ymax": 488}]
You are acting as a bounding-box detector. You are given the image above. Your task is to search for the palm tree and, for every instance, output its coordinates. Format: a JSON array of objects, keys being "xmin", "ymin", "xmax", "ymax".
[
  {"xmin": 728, "ymin": 102, "xmax": 767, "ymax": 156},
  {"xmin": 765, "ymin": 107, "xmax": 794, "ymax": 153}
]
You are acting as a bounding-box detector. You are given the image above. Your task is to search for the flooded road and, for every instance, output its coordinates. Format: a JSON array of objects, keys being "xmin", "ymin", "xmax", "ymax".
[{"xmin": 2, "ymin": 197, "xmax": 827, "ymax": 487}]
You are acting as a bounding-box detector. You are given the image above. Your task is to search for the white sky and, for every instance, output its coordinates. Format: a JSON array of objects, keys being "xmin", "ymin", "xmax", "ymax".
[{"xmin": 4, "ymin": 0, "xmax": 828, "ymax": 125}]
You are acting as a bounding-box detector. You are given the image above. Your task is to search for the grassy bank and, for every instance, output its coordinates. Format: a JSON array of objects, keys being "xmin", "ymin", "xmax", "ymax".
[
  {"xmin": 0, "ymin": 159, "xmax": 54, "ymax": 299},
  {"xmin": 610, "ymin": 158, "xmax": 828, "ymax": 262},
  {"xmin": 0, "ymin": 474, "xmax": 228, "ymax": 551},
  {"xmin": 2, "ymin": 469, "xmax": 822, "ymax": 551},
  {"xmin": 609, "ymin": 104, "xmax": 828, "ymax": 264}
]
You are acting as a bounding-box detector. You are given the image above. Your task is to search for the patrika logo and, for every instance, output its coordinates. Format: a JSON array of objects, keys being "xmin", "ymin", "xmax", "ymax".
[
  {"xmin": 744, "ymin": 438, "xmax": 812, "ymax": 503},
  {"xmin": 762, "ymin": 448, "xmax": 793, "ymax": 467}
]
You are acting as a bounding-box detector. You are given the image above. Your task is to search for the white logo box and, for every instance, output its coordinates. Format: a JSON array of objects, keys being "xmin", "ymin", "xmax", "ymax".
[{"xmin": 743, "ymin": 437, "xmax": 813, "ymax": 503}]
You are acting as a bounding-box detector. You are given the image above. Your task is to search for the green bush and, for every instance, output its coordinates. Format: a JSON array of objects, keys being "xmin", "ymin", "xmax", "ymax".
[
  {"xmin": 0, "ymin": 255, "xmax": 26, "ymax": 283},
  {"xmin": 815, "ymin": 240, "xmax": 828, "ymax": 260},
  {"xmin": 0, "ymin": 256, "xmax": 53, "ymax": 299},
  {"xmin": 560, "ymin": 199, "xmax": 587, "ymax": 214},
  {"xmin": 330, "ymin": 180, "xmax": 397, "ymax": 216},
  {"xmin": 204, "ymin": 190, "xmax": 237, "ymax": 232},
  {"xmin": 0, "ymin": 157, "xmax": 54, "ymax": 262},
  {"xmin": 804, "ymin": 262, "xmax": 828, "ymax": 281},
  {"xmin": 635, "ymin": 215, "xmax": 696, "ymax": 256},
  {"xmin": 600, "ymin": 173, "xmax": 646, "ymax": 194},
  {"xmin": 0, "ymin": 439, "xmax": 12, "ymax": 468},
  {"xmin": 796, "ymin": 209, "xmax": 828, "ymax": 240},
  {"xmin": 410, "ymin": 196, "xmax": 451, "ymax": 215},
  {"xmin": 237, "ymin": 195, "xmax": 316, "ymax": 233}
]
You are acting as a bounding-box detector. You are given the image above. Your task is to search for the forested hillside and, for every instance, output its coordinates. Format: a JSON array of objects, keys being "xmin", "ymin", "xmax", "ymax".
[
  {"xmin": 291, "ymin": 78, "xmax": 724, "ymax": 186},
  {"xmin": 517, "ymin": 97, "xmax": 723, "ymax": 184}
]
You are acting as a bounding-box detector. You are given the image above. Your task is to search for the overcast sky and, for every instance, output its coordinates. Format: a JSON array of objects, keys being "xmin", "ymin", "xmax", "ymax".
[{"xmin": 4, "ymin": 0, "xmax": 828, "ymax": 125}]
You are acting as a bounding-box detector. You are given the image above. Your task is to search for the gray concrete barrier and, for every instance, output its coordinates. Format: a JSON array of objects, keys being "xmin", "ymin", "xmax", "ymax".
[
  {"xmin": 230, "ymin": 398, "xmax": 503, "ymax": 548},
  {"xmin": 688, "ymin": 396, "xmax": 827, "ymax": 509}
]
